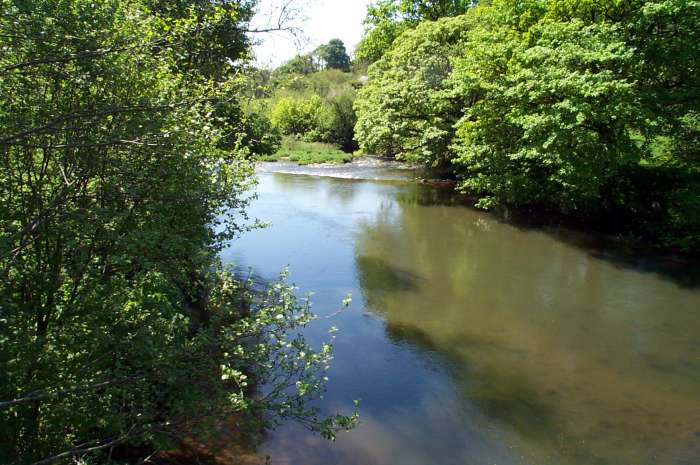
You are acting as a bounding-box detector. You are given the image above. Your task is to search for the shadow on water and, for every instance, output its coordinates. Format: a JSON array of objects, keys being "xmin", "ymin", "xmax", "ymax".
[
  {"xmin": 355, "ymin": 255, "xmax": 423, "ymax": 294},
  {"xmin": 502, "ymin": 208, "xmax": 700, "ymax": 290},
  {"xmin": 385, "ymin": 322, "xmax": 557, "ymax": 436},
  {"xmin": 394, "ymin": 183, "xmax": 466, "ymax": 207},
  {"xmin": 548, "ymin": 231, "xmax": 700, "ymax": 290},
  {"xmin": 464, "ymin": 370, "xmax": 556, "ymax": 439},
  {"xmin": 396, "ymin": 182, "xmax": 700, "ymax": 289},
  {"xmin": 384, "ymin": 322, "xmax": 442, "ymax": 353}
]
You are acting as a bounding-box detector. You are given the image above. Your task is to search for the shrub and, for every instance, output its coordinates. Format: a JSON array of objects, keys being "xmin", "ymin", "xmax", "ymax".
[
  {"xmin": 271, "ymin": 96, "xmax": 329, "ymax": 137},
  {"xmin": 241, "ymin": 110, "xmax": 282, "ymax": 157},
  {"xmin": 326, "ymin": 93, "xmax": 358, "ymax": 152}
]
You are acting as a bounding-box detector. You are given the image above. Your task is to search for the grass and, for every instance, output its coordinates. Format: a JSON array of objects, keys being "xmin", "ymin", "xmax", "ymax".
[{"xmin": 258, "ymin": 137, "xmax": 354, "ymax": 165}]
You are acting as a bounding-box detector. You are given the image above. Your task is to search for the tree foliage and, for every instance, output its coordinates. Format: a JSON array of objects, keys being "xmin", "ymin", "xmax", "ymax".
[
  {"xmin": 270, "ymin": 92, "xmax": 358, "ymax": 152},
  {"xmin": 240, "ymin": 110, "xmax": 283, "ymax": 157},
  {"xmin": 273, "ymin": 54, "xmax": 318, "ymax": 78},
  {"xmin": 355, "ymin": 0, "xmax": 474, "ymax": 64},
  {"xmin": 354, "ymin": 0, "xmax": 700, "ymax": 248},
  {"xmin": 265, "ymin": 64, "xmax": 360, "ymax": 153},
  {"xmin": 316, "ymin": 39, "xmax": 351, "ymax": 71},
  {"xmin": 274, "ymin": 39, "xmax": 351, "ymax": 81},
  {"xmin": 271, "ymin": 96, "xmax": 329, "ymax": 137},
  {"xmin": 355, "ymin": 15, "xmax": 474, "ymax": 165},
  {"xmin": 453, "ymin": 16, "xmax": 641, "ymax": 211},
  {"xmin": 0, "ymin": 1, "xmax": 355, "ymax": 463}
]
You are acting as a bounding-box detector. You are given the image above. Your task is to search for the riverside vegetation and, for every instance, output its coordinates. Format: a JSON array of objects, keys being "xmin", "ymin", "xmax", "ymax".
[
  {"xmin": 355, "ymin": 0, "xmax": 699, "ymax": 250},
  {"xmin": 242, "ymin": 40, "xmax": 362, "ymax": 165},
  {"xmin": 0, "ymin": 1, "xmax": 356, "ymax": 464},
  {"xmin": 252, "ymin": 0, "xmax": 699, "ymax": 251}
]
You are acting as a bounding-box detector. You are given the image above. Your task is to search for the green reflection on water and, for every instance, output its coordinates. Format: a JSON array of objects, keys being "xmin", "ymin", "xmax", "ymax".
[
  {"xmin": 354, "ymin": 183, "xmax": 700, "ymax": 465},
  {"xmin": 234, "ymin": 172, "xmax": 700, "ymax": 465}
]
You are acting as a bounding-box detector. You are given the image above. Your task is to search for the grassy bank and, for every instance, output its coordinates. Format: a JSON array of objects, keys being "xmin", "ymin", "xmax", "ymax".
[{"xmin": 259, "ymin": 137, "xmax": 354, "ymax": 165}]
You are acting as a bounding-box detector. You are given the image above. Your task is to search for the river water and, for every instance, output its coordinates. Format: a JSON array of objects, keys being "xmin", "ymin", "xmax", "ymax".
[{"xmin": 221, "ymin": 161, "xmax": 700, "ymax": 465}]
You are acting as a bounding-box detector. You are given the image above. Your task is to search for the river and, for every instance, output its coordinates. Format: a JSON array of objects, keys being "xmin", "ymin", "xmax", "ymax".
[{"xmin": 220, "ymin": 161, "xmax": 700, "ymax": 465}]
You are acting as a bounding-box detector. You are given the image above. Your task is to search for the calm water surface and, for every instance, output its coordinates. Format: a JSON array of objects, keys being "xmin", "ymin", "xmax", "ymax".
[{"xmin": 221, "ymin": 163, "xmax": 700, "ymax": 465}]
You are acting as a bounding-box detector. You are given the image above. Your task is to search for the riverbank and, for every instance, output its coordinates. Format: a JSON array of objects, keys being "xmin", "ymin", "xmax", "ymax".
[
  {"xmin": 258, "ymin": 158, "xmax": 700, "ymax": 260},
  {"xmin": 257, "ymin": 137, "xmax": 354, "ymax": 165}
]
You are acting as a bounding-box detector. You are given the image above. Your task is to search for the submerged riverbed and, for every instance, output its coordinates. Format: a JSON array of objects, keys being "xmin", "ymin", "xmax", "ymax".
[{"xmin": 221, "ymin": 161, "xmax": 700, "ymax": 465}]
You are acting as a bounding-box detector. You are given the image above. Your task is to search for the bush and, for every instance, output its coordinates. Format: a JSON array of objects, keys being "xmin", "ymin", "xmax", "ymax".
[
  {"xmin": 326, "ymin": 93, "xmax": 358, "ymax": 152},
  {"xmin": 241, "ymin": 110, "xmax": 282, "ymax": 157},
  {"xmin": 270, "ymin": 92, "xmax": 358, "ymax": 152},
  {"xmin": 259, "ymin": 137, "xmax": 353, "ymax": 165},
  {"xmin": 271, "ymin": 95, "xmax": 329, "ymax": 137}
]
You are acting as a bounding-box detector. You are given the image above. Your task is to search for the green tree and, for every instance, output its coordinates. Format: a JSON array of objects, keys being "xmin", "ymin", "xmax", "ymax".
[
  {"xmin": 401, "ymin": 0, "xmax": 476, "ymax": 20},
  {"xmin": 327, "ymin": 92, "xmax": 359, "ymax": 152},
  {"xmin": 354, "ymin": 0, "xmax": 700, "ymax": 248},
  {"xmin": 318, "ymin": 39, "xmax": 351, "ymax": 71},
  {"xmin": 241, "ymin": 109, "xmax": 283, "ymax": 156},
  {"xmin": 271, "ymin": 95, "xmax": 330, "ymax": 137},
  {"xmin": 0, "ymin": 1, "xmax": 355, "ymax": 463},
  {"xmin": 355, "ymin": 0, "xmax": 474, "ymax": 64},
  {"xmin": 355, "ymin": 0, "xmax": 408, "ymax": 64},
  {"xmin": 274, "ymin": 54, "xmax": 318, "ymax": 78},
  {"xmin": 452, "ymin": 16, "xmax": 641, "ymax": 211},
  {"xmin": 265, "ymin": 69, "xmax": 359, "ymax": 151},
  {"xmin": 355, "ymin": 15, "xmax": 474, "ymax": 165}
]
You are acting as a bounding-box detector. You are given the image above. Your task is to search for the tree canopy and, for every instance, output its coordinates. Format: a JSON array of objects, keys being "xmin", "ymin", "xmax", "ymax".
[
  {"xmin": 317, "ymin": 39, "xmax": 352, "ymax": 71},
  {"xmin": 354, "ymin": 0, "xmax": 700, "ymax": 249},
  {"xmin": 355, "ymin": 15, "xmax": 474, "ymax": 166},
  {"xmin": 275, "ymin": 39, "xmax": 352, "ymax": 77},
  {"xmin": 355, "ymin": 0, "xmax": 475, "ymax": 63},
  {"xmin": 0, "ymin": 1, "xmax": 355, "ymax": 463}
]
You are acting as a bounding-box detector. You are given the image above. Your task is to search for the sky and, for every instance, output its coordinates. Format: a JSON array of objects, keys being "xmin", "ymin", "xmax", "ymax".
[{"xmin": 250, "ymin": 0, "xmax": 372, "ymax": 68}]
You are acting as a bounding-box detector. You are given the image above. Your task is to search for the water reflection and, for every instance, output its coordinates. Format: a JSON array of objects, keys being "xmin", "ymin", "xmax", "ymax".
[
  {"xmin": 227, "ymin": 170, "xmax": 700, "ymax": 465},
  {"xmin": 355, "ymin": 189, "xmax": 700, "ymax": 465}
]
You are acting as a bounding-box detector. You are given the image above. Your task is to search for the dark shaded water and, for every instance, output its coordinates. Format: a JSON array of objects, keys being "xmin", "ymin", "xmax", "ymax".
[{"xmin": 221, "ymin": 164, "xmax": 700, "ymax": 465}]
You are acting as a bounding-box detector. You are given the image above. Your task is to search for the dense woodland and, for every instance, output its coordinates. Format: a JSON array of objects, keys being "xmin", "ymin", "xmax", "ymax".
[{"xmin": 0, "ymin": 0, "xmax": 698, "ymax": 464}]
